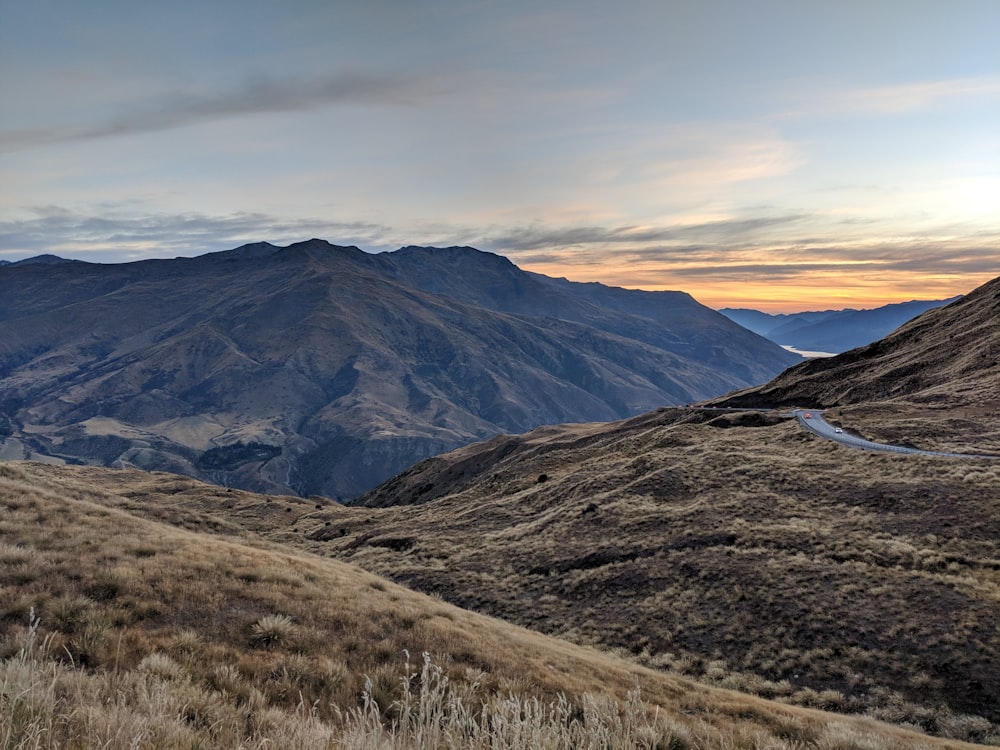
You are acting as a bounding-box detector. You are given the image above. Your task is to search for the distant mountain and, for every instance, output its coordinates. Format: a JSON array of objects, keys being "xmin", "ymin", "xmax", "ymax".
[
  {"xmin": 720, "ymin": 297, "xmax": 957, "ymax": 353},
  {"xmin": 3, "ymin": 253, "xmax": 82, "ymax": 267},
  {"xmin": 714, "ymin": 275, "xmax": 999, "ymax": 408},
  {"xmin": 0, "ymin": 239, "xmax": 797, "ymax": 498},
  {"xmin": 385, "ymin": 246, "xmax": 789, "ymax": 384},
  {"xmin": 719, "ymin": 307, "xmax": 836, "ymax": 338}
]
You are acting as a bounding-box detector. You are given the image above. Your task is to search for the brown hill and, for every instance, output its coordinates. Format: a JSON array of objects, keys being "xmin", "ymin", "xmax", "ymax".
[
  {"xmin": 2, "ymin": 459, "xmax": 973, "ymax": 749},
  {"xmin": 0, "ymin": 240, "xmax": 796, "ymax": 500},
  {"xmin": 343, "ymin": 408, "xmax": 1000, "ymax": 742},
  {"xmin": 25, "ymin": 406, "xmax": 998, "ymax": 742},
  {"xmin": 312, "ymin": 278, "xmax": 1000, "ymax": 742}
]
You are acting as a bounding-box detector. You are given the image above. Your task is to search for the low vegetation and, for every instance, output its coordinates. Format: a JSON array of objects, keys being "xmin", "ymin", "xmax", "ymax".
[
  {"xmin": 0, "ymin": 460, "xmax": 980, "ymax": 748},
  {"xmin": 335, "ymin": 410, "xmax": 1000, "ymax": 743},
  {"xmin": 197, "ymin": 441, "xmax": 283, "ymax": 470},
  {"xmin": 35, "ymin": 406, "xmax": 999, "ymax": 743}
]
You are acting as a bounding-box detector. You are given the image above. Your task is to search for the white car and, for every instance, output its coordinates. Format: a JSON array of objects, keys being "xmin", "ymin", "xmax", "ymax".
[{"xmin": 835, "ymin": 428, "xmax": 843, "ymax": 433}]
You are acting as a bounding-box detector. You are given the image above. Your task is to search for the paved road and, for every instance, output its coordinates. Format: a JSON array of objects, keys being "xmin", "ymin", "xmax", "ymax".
[{"xmin": 791, "ymin": 409, "xmax": 996, "ymax": 458}]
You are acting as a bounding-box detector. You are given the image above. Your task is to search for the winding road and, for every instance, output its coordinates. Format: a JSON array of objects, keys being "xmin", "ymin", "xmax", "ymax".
[{"xmin": 791, "ymin": 409, "xmax": 996, "ymax": 459}]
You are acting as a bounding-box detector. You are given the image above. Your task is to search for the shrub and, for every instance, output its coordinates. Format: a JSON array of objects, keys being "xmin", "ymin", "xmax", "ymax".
[
  {"xmin": 86, "ymin": 571, "xmax": 124, "ymax": 601},
  {"xmin": 138, "ymin": 652, "xmax": 185, "ymax": 681},
  {"xmin": 46, "ymin": 596, "xmax": 93, "ymax": 634},
  {"xmin": 250, "ymin": 614, "xmax": 295, "ymax": 649}
]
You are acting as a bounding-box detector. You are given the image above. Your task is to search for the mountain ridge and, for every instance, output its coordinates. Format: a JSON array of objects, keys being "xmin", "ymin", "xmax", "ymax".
[
  {"xmin": 720, "ymin": 297, "xmax": 959, "ymax": 354},
  {"xmin": 0, "ymin": 239, "xmax": 798, "ymax": 499},
  {"xmin": 712, "ymin": 275, "xmax": 999, "ymax": 410}
]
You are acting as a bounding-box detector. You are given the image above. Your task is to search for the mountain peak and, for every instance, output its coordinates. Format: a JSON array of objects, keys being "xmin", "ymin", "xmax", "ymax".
[
  {"xmin": 273, "ymin": 239, "xmax": 369, "ymax": 262},
  {"xmin": 393, "ymin": 245, "xmax": 516, "ymax": 267},
  {"xmin": 4, "ymin": 254, "xmax": 81, "ymax": 267},
  {"xmin": 221, "ymin": 242, "xmax": 281, "ymax": 260}
]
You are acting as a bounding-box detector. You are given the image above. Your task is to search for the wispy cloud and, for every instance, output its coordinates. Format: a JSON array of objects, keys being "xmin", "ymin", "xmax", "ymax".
[
  {"xmin": 2, "ymin": 206, "xmax": 997, "ymax": 312},
  {"xmin": 0, "ymin": 206, "xmax": 395, "ymax": 259},
  {"xmin": 487, "ymin": 215, "xmax": 810, "ymax": 253},
  {"xmin": 779, "ymin": 74, "xmax": 1000, "ymax": 119},
  {"xmin": 0, "ymin": 70, "xmax": 464, "ymax": 152}
]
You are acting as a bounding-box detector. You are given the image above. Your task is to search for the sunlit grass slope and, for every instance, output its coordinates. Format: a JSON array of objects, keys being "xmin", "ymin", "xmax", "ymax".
[{"xmin": 0, "ymin": 460, "xmax": 983, "ymax": 749}]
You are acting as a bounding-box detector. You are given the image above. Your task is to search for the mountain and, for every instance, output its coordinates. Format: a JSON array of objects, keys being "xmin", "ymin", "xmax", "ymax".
[
  {"xmin": 720, "ymin": 298, "xmax": 957, "ymax": 354},
  {"xmin": 0, "ymin": 239, "xmax": 797, "ymax": 499},
  {"xmin": 386, "ymin": 245, "xmax": 793, "ymax": 384},
  {"xmin": 280, "ymin": 276, "xmax": 999, "ymax": 741},
  {"xmin": 719, "ymin": 307, "xmax": 836, "ymax": 338},
  {"xmin": 3, "ymin": 253, "xmax": 82, "ymax": 267}
]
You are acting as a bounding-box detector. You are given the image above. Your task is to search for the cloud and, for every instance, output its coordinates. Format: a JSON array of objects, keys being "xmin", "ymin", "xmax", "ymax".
[
  {"xmin": 2, "ymin": 207, "xmax": 997, "ymax": 307},
  {"xmin": 486, "ymin": 214, "xmax": 810, "ymax": 253},
  {"xmin": 0, "ymin": 70, "xmax": 463, "ymax": 152},
  {"xmin": 779, "ymin": 75, "xmax": 1000, "ymax": 119},
  {"xmin": 0, "ymin": 206, "xmax": 396, "ymax": 260}
]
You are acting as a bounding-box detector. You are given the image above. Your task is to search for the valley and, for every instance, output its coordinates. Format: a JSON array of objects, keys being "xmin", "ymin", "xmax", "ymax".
[
  {"xmin": 720, "ymin": 298, "xmax": 959, "ymax": 354},
  {"xmin": 1, "ymin": 258, "xmax": 997, "ymax": 747}
]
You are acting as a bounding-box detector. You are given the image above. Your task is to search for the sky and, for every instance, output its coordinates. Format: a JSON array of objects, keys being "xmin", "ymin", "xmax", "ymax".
[{"xmin": 1, "ymin": 1, "xmax": 998, "ymax": 312}]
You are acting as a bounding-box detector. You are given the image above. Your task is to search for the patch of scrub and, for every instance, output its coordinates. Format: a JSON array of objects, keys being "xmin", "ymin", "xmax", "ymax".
[
  {"xmin": 80, "ymin": 417, "xmax": 155, "ymax": 440},
  {"xmin": 151, "ymin": 415, "xmax": 226, "ymax": 449}
]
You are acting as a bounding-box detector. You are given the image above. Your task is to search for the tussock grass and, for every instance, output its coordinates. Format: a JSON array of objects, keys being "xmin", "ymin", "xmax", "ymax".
[
  {"xmin": 285, "ymin": 410, "xmax": 997, "ymax": 743},
  {"xmin": 0, "ymin": 460, "xmax": 978, "ymax": 749}
]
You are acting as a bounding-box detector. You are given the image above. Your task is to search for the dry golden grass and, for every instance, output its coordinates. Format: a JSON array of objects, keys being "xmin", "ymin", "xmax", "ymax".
[
  {"xmin": 62, "ymin": 406, "xmax": 995, "ymax": 744},
  {"xmin": 336, "ymin": 410, "xmax": 1000, "ymax": 742},
  {"xmin": 0, "ymin": 460, "xmax": 985, "ymax": 748}
]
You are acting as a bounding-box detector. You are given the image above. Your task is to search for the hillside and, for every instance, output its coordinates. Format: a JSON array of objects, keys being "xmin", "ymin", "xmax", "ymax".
[
  {"xmin": 1, "ymin": 460, "xmax": 972, "ymax": 750},
  {"xmin": 716, "ymin": 277, "xmax": 999, "ymax": 408},
  {"xmin": 720, "ymin": 298, "xmax": 956, "ymax": 354},
  {"xmin": 712, "ymin": 275, "xmax": 1000, "ymax": 452},
  {"xmin": 16, "ymin": 406, "xmax": 998, "ymax": 744},
  {"xmin": 0, "ymin": 240, "xmax": 797, "ymax": 500},
  {"xmin": 252, "ymin": 277, "xmax": 1000, "ymax": 743}
]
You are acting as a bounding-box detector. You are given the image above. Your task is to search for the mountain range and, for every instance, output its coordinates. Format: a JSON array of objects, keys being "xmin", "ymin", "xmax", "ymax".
[
  {"xmin": 720, "ymin": 297, "xmax": 958, "ymax": 354},
  {"xmin": 0, "ymin": 239, "xmax": 798, "ymax": 499}
]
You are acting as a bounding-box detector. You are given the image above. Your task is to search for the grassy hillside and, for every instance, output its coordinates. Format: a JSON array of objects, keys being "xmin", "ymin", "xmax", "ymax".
[
  {"xmin": 181, "ymin": 406, "xmax": 999, "ymax": 742},
  {"xmin": 1, "ymin": 460, "xmax": 985, "ymax": 749},
  {"xmin": 338, "ymin": 409, "xmax": 1000, "ymax": 741}
]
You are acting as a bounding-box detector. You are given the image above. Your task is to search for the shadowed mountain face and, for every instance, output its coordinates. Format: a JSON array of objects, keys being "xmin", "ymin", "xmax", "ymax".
[
  {"xmin": 0, "ymin": 240, "xmax": 797, "ymax": 498},
  {"xmin": 719, "ymin": 297, "xmax": 958, "ymax": 355},
  {"xmin": 713, "ymin": 275, "xmax": 1000, "ymax": 409}
]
